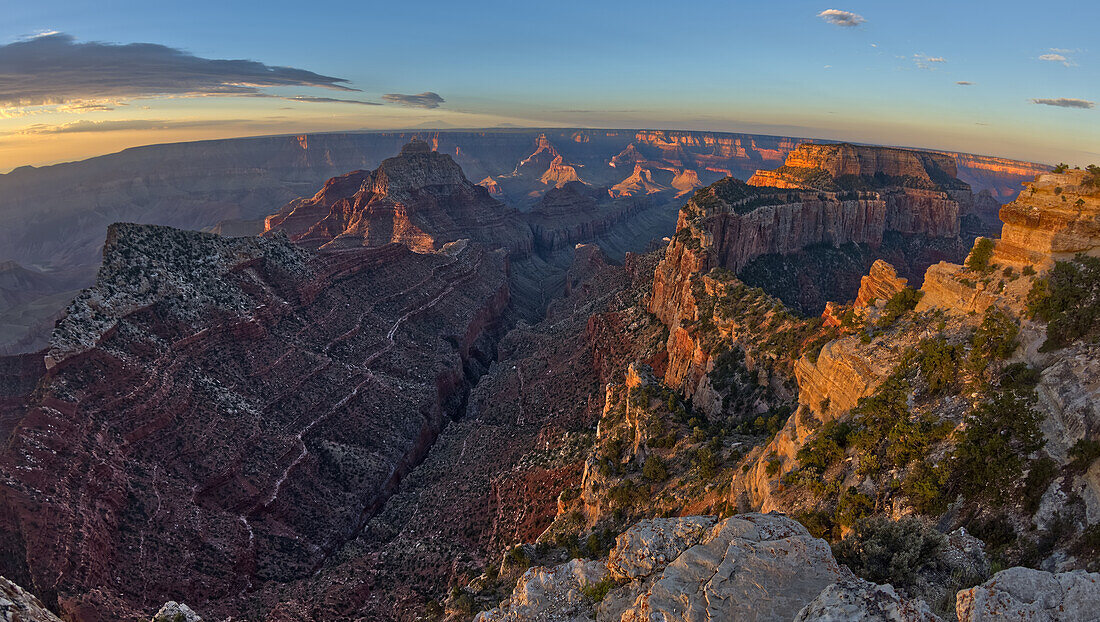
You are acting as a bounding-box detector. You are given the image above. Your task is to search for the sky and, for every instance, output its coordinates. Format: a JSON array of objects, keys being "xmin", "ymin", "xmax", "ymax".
[{"xmin": 1, "ymin": 0, "xmax": 1097, "ymax": 172}]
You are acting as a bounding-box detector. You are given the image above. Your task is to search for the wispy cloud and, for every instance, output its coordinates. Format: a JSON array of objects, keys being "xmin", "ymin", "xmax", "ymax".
[
  {"xmin": 0, "ymin": 33, "xmax": 355, "ymax": 108},
  {"xmin": 14, "ymin": 118, "xmax": 249, "ymax": 135},
  {"xmin": 913, "ymin": 54, "xmax": 947, "ymax": 70},
  {"xmin": 381, "ymin": 92, "xmax": 445, "ymax": 109},
  {"xmin": 956, "ymin": 81, "xmax": 974, "ymax": 86},
  {"xmin": 1039, "ymin": 49, "xmax": 1077, "ymax": 67},
  {"xmin": 1031, "ymin": 97, "xmax": 1094, "ymax": 109},
  {"xmin": 260, "ymin": 95, "xmax": 381, "ymax": 106},
  {"xmin": 817, "ymin": 9, "xmax": 865, "ymax": 27}
]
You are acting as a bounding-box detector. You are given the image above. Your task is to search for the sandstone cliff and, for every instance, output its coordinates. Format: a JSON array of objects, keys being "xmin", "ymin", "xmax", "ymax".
[
  {"xmin": 648, "ymin": 143, "xmax": 971, "ymax": 397},
  {"xmin": 994, "ymin": 169, "xmax": 1100, "ymax": 270},
  {"xmin": 918, "ymin": 169, "xmax": 1100, "ymax": 317}
]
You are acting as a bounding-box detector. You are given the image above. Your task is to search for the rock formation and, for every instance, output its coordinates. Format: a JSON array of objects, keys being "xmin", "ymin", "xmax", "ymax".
[
  {"xmin": 918, "ymin": 169, "xmax": 1100, "ymax": 317},
  {"xmin": 150, "ymin": 602, "xmax": 202, "ymax": 622},
  {"xmin": 0, "ymin": 224, "xmax": 511, "ymax": 621},
  {"xmin": 993, "ymin": 169, "xmax": 1100, "ymax": 270},
  {"xmin": 526, "ymin": 182, "xmax": 643, "ymax": 252},
  {"xmin": 648, "ymin": 143, "xmax": 971, "ymax": 395},
  {"xmin": 480, "ymin": 513, "xmax": 937, "ymax": 622},
  {"xmin": 264, "ymin": 140, "xmax": 533, "ymax": 256},
  {"xmin": 0, "ymin": 130, "xmax": 1045, "ymax": 356},
  {"xmin": 0, "ymin": 576, "xmax": 63, "ymax": 622},
  {"xmin": 794, "ymin": 579, "xmax": 941, "ymax": 622},
  {"xmin": 854, "ymin": 260, "xmax": 908, "ymax": 309},
  {"xmin": 955, "ymin": 567, "xmax": 1100, "ymax": 621}
]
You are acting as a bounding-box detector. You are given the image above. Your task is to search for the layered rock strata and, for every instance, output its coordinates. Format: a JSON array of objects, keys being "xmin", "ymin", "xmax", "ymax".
[
  {"xmin": 0, "ymin": 224, "xmax": 511, "ymax": 621},
  {"xmin": 854, "ymin": 259, "xmax": 908, "ymax": 309},
  {"xmin": 264, "ymin": 140, "xmax": 532, "ymax": 256}
]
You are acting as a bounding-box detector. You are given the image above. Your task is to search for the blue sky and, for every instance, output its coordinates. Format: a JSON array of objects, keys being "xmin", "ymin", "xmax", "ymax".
[{"xmin": 1, "ymin": 0, "xmax": 1097, "ymax": 170}]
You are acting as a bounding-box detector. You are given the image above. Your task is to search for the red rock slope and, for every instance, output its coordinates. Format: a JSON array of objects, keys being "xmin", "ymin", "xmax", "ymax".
[
  {"xmin": 264, "ymin": 140, "xmax": 533, "ymax": 257},
  {"xmin": 0, "ymin": 223, "xmax": 510, "ymax": 621}
]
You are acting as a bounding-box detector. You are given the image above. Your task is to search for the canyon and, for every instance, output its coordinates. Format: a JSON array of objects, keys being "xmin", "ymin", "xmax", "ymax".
[
  {"xmin": 0, "ymin": 137, "xmax": 1095, "ymax": 622},
  {"xmin": 0, "ymin": 129, "xmax": 1047, "ymax": 353}
]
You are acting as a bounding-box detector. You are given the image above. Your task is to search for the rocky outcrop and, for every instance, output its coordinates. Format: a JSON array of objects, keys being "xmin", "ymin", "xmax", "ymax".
[
  {"xmin": 917, "ymin": 170, "xmax": 1100, "ymax": 318},
  {"xmin": 605, "ymin": 516, "xmax": 717, "ymax": 581},
  {"xmin": 150, "ymin": 602, "xmax": 202, "ymax": 622},
  {"xmin": 993, "ymin": 170, "xmax": 1100, "ymax": 270},
  {"xmin": 748, "ymin": 143, "xmax": 967, "ymax": 237},
  {"xmin": 616, "ymin": 513, "xmax": 853, "ymax": 621},
  {"xmin": 474, "ymin": 559, "xmax": 608, "ymax": 622},
  {"xmin": 485, "ymin": 513, "xmax": 892, "ymax": 622},
  {"xmin": 264, "ymin": 140, "xmax": 533, "ymax": 257},
  {"xmin": 45, "ymin": 223, "xmax": 309, "ymax": 368},
  {"xmin": 794, "ymin": 579, "xmax": 941, "ymax": 622},
  {"xmin": 0, "ymin": 576, "xmax": 63, "ymax": 622},
  {"xmin": 855, "ymin": 260, "xmax": 908, "ymax": 309},
  {"xmin": 0, "ymin": 225, "xmax": 512, "ymax": 621},
  {"xmin": 610, "ymin": 165, "xmax": 668, "ymax": 197},
  {"xmin": 751, "ymin": 143, "xmax": 964, "ymax": 189},
  {"xmin": 955, "ymin": 567, "xmax": 1100, "ymax": 621}
]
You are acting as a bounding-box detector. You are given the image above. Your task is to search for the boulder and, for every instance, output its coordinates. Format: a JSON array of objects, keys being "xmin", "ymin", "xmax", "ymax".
[
  {"xmin": 794, "ymin": 579, "xmax": 941, "ymax": 622},
  {"xmin": 475, "ymin": 559, "xmax": 608, "ymax": 622},
  {"xmin": 619, "ymin": 513, "xmax": 853, "ymax": 621},
  {"xmin": 0, "ymin": 576, "xmax": 63, "ymax": 622},
  {"xmin": 606, "ymin": 516, "xmax": 718, "ymax": 581},
  {"xmin": 151, "ymin": 601, "xmax": 202, "ymax": 622},
  {"xmin": 955, "ymin": 567, "xmax": 1100, "ymax": 621}
]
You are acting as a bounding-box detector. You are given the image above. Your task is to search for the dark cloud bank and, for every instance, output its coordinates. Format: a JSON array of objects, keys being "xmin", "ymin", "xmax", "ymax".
[
  {"xmin": 382, "ymin": 92, "xmax": 445, "ymax": 109},
  {"xmin": 0, "ymin": 33, "xmax": 355, "ymax": 106}
]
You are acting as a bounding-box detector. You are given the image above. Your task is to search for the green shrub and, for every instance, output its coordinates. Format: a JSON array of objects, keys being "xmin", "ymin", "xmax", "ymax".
[
  {"xmin": 999, "ymin": 362, "xmax": 1040, "ymax": 392},
  {"xmin": 1023, "ymin": 456, "xmax": 1058, "ymax": 513},
  {"xmin": 833, "ymin": 517, "xmax": 946, "ymax": 589},
  {"xmin": 581, "ymin": 576, "xmax": 618, "ymax": 602},
  {"xmin": 966, "ymin": 238, "xmax": 996, "ymax": 272},
  {"xmin": 916, "ymin": 337, "xmax": 962, "ymax": 394},
  {"xmin": 968, "ymin": 308, "xmax": 1020, "ymax": 375},
  {"xmin": 765, "ymin": 453, "xmax": 782, "ymax": 476},
  {"xmin": 794, "ymin": 510, "xmax": 834, "ymax": 539},
  {"xmin": 950, "ymin": 389, "xmax": 1045, "ymax": 506},
  {"xmin": 877, "ymin": 288, "xmax": 924, "ymax": 327},
  {"xmin": 1022, "ymin": 265, "xmax": 1036, "ymax": 276},
  {"xmin": 609, "ymin": 480, "xmax": 645, "ymax": 508},
  {"xmin": 1052, "ymin": 163, "xmax": 1069, "ymax": 174},
  {"xmin": 504, "ymin": 545, "xmax": 531, "ymax": 570},
  {"xmin": 1069, "ymin": 439, "xmax": 1100, "ymax": 471},
  {"xmin": 834, "ymin": 488, "xmax": 875, "ymax": 527},
  {"xmin": 693, "ymin": 447, "xmax": 718, "ymax": 479},
  {"xmin": 902, "ymin": 460, "xmax": 950, "ymax": 514},
  {"xmin": 797, "ymin": 420, "xmax": 851, "ymax": 473},
  {"xmin": 1084, "ymin": 164, "xmax": 1100, "ymax": 189},
  {"xmin": 642, "ymin": 455, "xmax": 669, "ymax": 482},
  {"xmin": 1027, "ymin": 256, "xmax": 1100, "ymax": 350}
]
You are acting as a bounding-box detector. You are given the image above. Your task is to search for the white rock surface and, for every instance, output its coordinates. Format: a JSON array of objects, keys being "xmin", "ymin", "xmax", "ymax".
[
  {"xmin": 476, "ymin": 559, "xmax": 608, "ymax": 622},
  {"xmin": 794, "ymin": 579, "xmax": 941, "ymax": 621},
  {"xmin": 619, "ymin": 513, "xmax": 854, "ymax": 622},
  {"xmin": 607, "ymin": 516, "xmax": 717, "ymax": 581},
  {"xmin": 0, "ymin": 576, "xmax": 63, "ymax": 622},
  {"xmin": 151, "ymin": 601, "xmax": 203, "ymax": 622},
  {"xmin": 955, "ymin": 567, "xmax": 1100, "ymax": 621}
]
